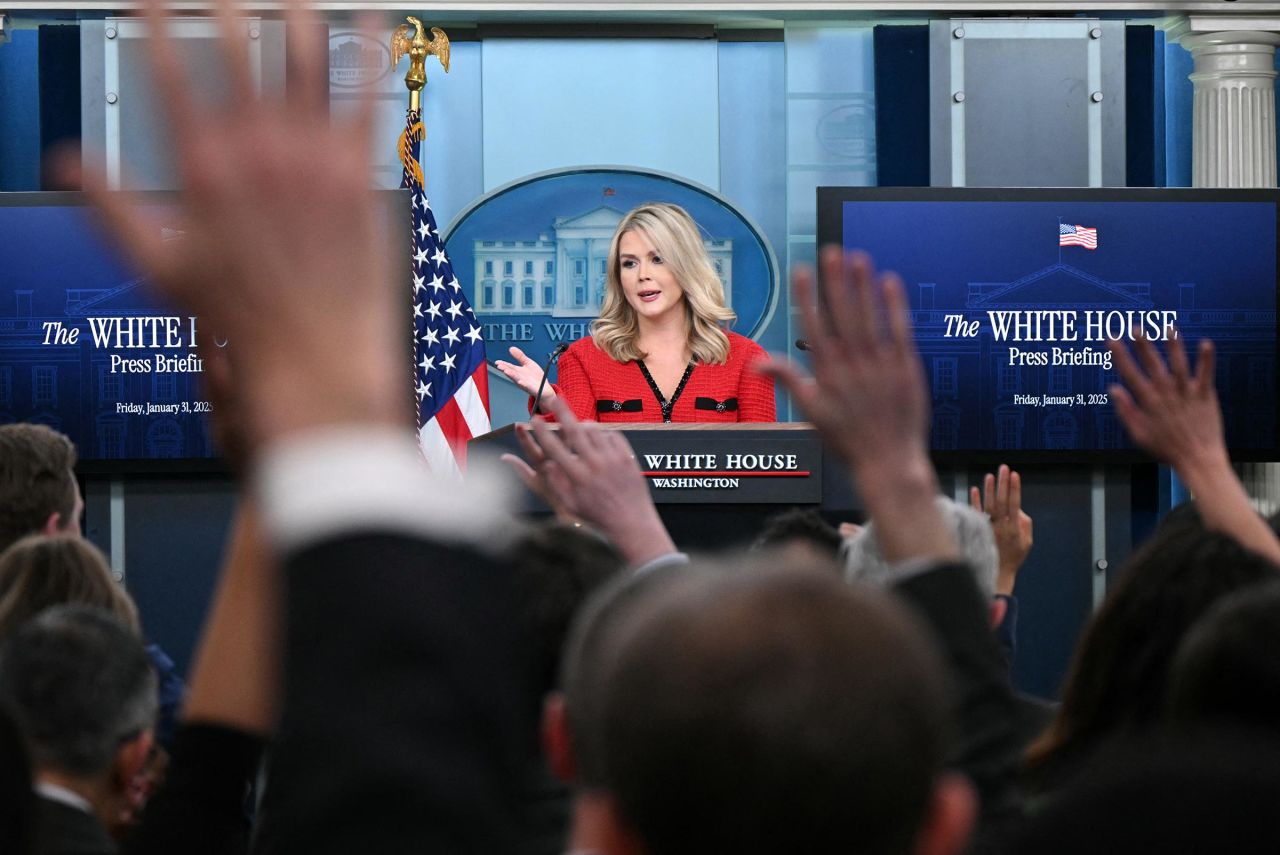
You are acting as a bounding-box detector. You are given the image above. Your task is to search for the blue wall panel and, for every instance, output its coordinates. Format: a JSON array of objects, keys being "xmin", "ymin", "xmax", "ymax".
[
  {"xmin": 717, "ymin": 39, "xmax": 787, "ymax": 358},
  {"xmin": 123, "ymin": 478, "xmax": 237, "ymax": 678},
  {"xmin": 480, "ymin": 39, "xmax": 720, "ymax": 191},
  {"xmin": 873, "ymin": 25, "xmax": 930, "ymax": 187},
  {"xmin": 1126, "ymin": 25, "xmax": 1157, "ymax": 188},
  {"xmin": 0, "ymin": 30, "xmax": 41, "ymax": 190},
  {"xmin": 1163, "ymin": 40, "xmax": 1193, "ymax": 188},
  {"xmin": 38, "ymin": 24, "xmax": 81, "ymax": 189},
  {"xmin": 419, "ymin": 41, "xmax": 484, "ymax": 232}
]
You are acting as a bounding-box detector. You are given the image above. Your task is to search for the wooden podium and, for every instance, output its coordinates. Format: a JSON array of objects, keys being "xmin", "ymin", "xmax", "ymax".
[{"xmin": 470, "ymin": 423, "xmax": 861, "ymax": 550}]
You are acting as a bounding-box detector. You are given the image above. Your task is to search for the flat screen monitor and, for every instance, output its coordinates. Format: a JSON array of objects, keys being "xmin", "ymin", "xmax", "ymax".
[
  {"xmin": 816, "ymin": 187, "xmax": 1279, "ymax": 462},
  {"xmin": 0, "ymin": 191, "xmax": 409, "ymax": 472}
]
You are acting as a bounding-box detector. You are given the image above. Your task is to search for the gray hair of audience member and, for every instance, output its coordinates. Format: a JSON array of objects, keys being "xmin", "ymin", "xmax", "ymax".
[
  {"xmin": 1168, "ymin": 581, "xmax": 1280, "ymax": 730},
  {"xmin": 844, "ymin": 496, "xmax": 998, "ymax": 599},
  {"xmin": 0, "ymin": 605, "xmax": 157, "ymax": 777},
  {"xmin": 560, "ymin": 558, "xmax": 950, "ymax": 855}
]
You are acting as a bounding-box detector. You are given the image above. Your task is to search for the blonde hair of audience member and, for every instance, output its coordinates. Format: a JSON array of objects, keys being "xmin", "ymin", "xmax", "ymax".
[
  {"xmin": 592, "ymin": 203, "xmax": 737, "ymax": 365},
  {"xmin": 0, "ymin": 534, "xmax": 139, "ymax": 641}
]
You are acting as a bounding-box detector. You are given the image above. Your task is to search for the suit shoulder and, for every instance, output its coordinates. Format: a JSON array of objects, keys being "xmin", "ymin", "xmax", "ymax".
[
  {"xmin": 726, "ymin": 331, "xmax": 767, "ymax": 361},
  {"xmin": 566, "ymin": 335, "xmax": 613, "ymax": 363}
]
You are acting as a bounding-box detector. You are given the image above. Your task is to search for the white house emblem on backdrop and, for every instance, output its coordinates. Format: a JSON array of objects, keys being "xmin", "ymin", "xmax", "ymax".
[
  {"xmin": 329, "ymin": 33, "xmax": 392, "ymax": 88},
  {"xmin": 471, "ymin": 205, "xmax": 733, "ymax": 318},
  {"xmin": 443, "ymin": 167, "xmax": 779, "ymax": 374}
]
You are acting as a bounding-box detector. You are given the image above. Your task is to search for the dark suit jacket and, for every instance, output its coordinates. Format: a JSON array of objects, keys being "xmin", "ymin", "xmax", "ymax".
[
  {"xmin": 264, "ymin": 533, "xmax": 528, "ymax": 855},
  {"xmin": 125, "ymin": 533, "xmax": 526, "ymax": 855},
  {"xmin": 123, "ymin": 725, "xmax": 260, "ymax": 855},
  {"xmin": 893, "ymin": 564, "xmax": 1025, "ymax": 837},
  {"xmin": 33, "ymin": 795, "xmax": 115, "ymax": 855}
]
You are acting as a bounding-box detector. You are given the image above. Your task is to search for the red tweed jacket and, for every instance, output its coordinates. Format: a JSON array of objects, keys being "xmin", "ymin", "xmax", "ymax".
[{"xmin": 539, "ymin": 331, "xmax": 776, "ymax": 423}]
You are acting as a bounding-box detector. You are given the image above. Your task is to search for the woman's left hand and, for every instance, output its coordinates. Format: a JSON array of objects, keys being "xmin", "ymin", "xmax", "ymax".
[{"xmin": 494, "ymin": 346, "xmax": 554, "ymax": 403}]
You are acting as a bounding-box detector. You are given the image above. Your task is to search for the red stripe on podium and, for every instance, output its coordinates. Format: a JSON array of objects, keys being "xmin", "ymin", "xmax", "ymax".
[{"xmin": 642, "ymin": 471, "xmax": 811, "ymax": 477}]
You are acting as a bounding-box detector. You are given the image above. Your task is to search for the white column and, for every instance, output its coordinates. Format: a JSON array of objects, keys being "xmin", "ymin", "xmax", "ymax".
[
  {"xmin": 1182, "ymin": 31, "xmax": 1280, "ymax": 189},
  {"xmin": 1178, "ymin": 25, "xmax": 1280, "ymax": 510}
]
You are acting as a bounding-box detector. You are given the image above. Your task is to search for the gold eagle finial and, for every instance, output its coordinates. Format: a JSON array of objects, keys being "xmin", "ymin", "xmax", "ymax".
[{"xmin": 391, "ymin": 17, "xmax": 450, "ymax": 111}]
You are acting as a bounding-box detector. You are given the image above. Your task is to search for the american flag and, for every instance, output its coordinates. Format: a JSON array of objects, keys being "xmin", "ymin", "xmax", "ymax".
[
  {"xmin": 400, "ymin": 109, "xmax": 490, "ymax": 476},
  {"xmin": 1059, "ymin": 223, "xmax": 1098, "ymax": 250}
]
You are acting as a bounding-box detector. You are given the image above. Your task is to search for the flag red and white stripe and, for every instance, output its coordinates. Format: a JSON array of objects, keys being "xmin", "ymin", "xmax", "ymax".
[
  {"xmin": 400, "ymin": 110, "xmax": 490, "ymax": 477},
  {"xmin": 1059, "ymin": 223, "xmax": 1098, "ymax": 250}
]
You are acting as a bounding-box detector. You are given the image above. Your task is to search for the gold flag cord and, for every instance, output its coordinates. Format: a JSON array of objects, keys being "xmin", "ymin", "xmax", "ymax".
[{"xmin": 398, "ymin": 118, "xmax": 425, "ymax": 187}]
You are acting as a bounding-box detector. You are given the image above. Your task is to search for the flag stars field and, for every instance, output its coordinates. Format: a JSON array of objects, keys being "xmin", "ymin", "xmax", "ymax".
[{"xmin": 405, "ymin": 113, "xmax": 490, "ymax": 476}]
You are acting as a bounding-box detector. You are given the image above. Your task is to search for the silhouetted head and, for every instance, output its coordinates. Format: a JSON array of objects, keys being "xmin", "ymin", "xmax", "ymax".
[
  {"xmin": 559, "ymin": 559, "xmax": 966, "ymax": 855},
  {"xmin": 1028, "ymin": 525, "xmax": 1279, "ymax": 783},
  {"xmin": 0, "ymin": 424, "xmax": 80, "ymax": 552}
]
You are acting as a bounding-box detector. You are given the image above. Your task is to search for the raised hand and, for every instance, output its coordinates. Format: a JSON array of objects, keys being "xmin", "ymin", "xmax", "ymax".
[
  {"xmin": 493, "ymin": 346, "xmax": 555, "ymax": 403},
  {"xmin": 67, "ymin": 0, "xmax": 397, "ymax": 454},
  {"xmin": 969, "ymin": 464, "xmax": 1033, "ymax": 595},
  {"xmin": 766, "ymin": 249, "xmax": 929, "ymax": 474},
  {"xmin": 1109, "ymin": 332, "xmax": 1280, "ymax": 564},
  {"xmin": 765, "ymin": 248, "xmax": 953, "ymax": 565},
  {"xmin": 502, "ymin": 396, "xmax": 675, "ymax": 566},
  {"xmin": 1107, "ymin": 332, "xmax": 1224, "ymax": 471},
  {"xmin": 500, "ymin": 417, "xmax": 576, "ymax": 524}
]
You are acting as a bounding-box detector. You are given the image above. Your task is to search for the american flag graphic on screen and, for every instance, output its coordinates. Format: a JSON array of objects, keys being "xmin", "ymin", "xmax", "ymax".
[
  {"xmin": 401, "ymin": 109, "xmax": 490, "ymax": 477},
  {"xmin": 1059, "ymin": 223, "xmax": 1098, "ymax": 250}
]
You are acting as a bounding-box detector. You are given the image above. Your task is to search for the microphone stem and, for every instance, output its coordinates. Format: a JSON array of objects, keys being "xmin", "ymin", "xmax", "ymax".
[{"xmin": 531, "ymin": 345, "xmax": 566, "ymax": 417}]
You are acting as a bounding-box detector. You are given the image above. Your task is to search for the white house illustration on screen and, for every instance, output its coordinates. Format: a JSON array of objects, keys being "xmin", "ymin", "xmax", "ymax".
[
  {"xmin": 908, "ymin": 261, "xmax": 1274, "ymax": 452},
  {"xmin": 471, "ymin": 205, "xmax": 733, "ymax": 318}
]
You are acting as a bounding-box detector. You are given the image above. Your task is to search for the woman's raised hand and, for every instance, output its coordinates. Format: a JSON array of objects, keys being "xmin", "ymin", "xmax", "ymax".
[{"xmin": 493, "ymin": 346, "xmax": 554, "ymax": 401}]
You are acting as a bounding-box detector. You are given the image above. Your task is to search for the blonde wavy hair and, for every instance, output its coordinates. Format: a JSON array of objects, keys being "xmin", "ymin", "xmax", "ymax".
[{"xmin": 591, "ymin": 203, "xmax": 736, "ymax": 364}]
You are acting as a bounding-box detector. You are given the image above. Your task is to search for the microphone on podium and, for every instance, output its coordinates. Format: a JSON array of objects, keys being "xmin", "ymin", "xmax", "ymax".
[
  {"xmin": 795, "ymin": 339, "xmax": 812, "ymax": 352},
  {"xmin": 531, "ymin": 342, "xmax": 569, "ymax": 419}
]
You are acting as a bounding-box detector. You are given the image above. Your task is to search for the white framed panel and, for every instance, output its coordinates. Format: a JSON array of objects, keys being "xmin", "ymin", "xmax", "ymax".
[
  {"xmin": 480, "ymin": 38, "xmax": 720, "ymax": 191},
  {"xmin": 103, "ymin": 16, "xmax": 264, "ymax": 189},
  {"xmin": 930, "ymin": 18, "xmax": 1125, "ymax": 188}
]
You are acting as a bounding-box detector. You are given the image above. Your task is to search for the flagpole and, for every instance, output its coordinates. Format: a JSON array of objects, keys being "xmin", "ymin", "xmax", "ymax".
[{"xmin": 392, "ymin": 20, "xmax": 487, "ymax": 476}]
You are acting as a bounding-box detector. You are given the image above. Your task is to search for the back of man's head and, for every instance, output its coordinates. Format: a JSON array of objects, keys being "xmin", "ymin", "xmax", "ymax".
[
  {"xmin": 0, "ymin": 424, "xmax": 79, "ymax": 552},
  {"xmin": 751, "ymin": 507, "xmax": 844, "ymax": 561},
  {"xmin": 563, "ymin": 562, "xmax": 953, "ymax": 855},
  {"xmin": 845, "ymin": 496, "xmax": 998, "ymax": 599},
  {"xmin": 0, "ymin": 605, "xmax": 156, "ymax": 781},
  {"xmin": 1169, "ymin": 581, "xmax": 1280, "ymax": 731},
  {"xmin": 511, "ymin": 522, "xmax": 626, "ymax": 708}
]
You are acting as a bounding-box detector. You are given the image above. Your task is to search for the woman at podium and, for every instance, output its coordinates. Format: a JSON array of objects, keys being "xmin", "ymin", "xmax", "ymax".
[{"xmin": 494, "ymin": 203, "xmax": 775, "ymax": 423}]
